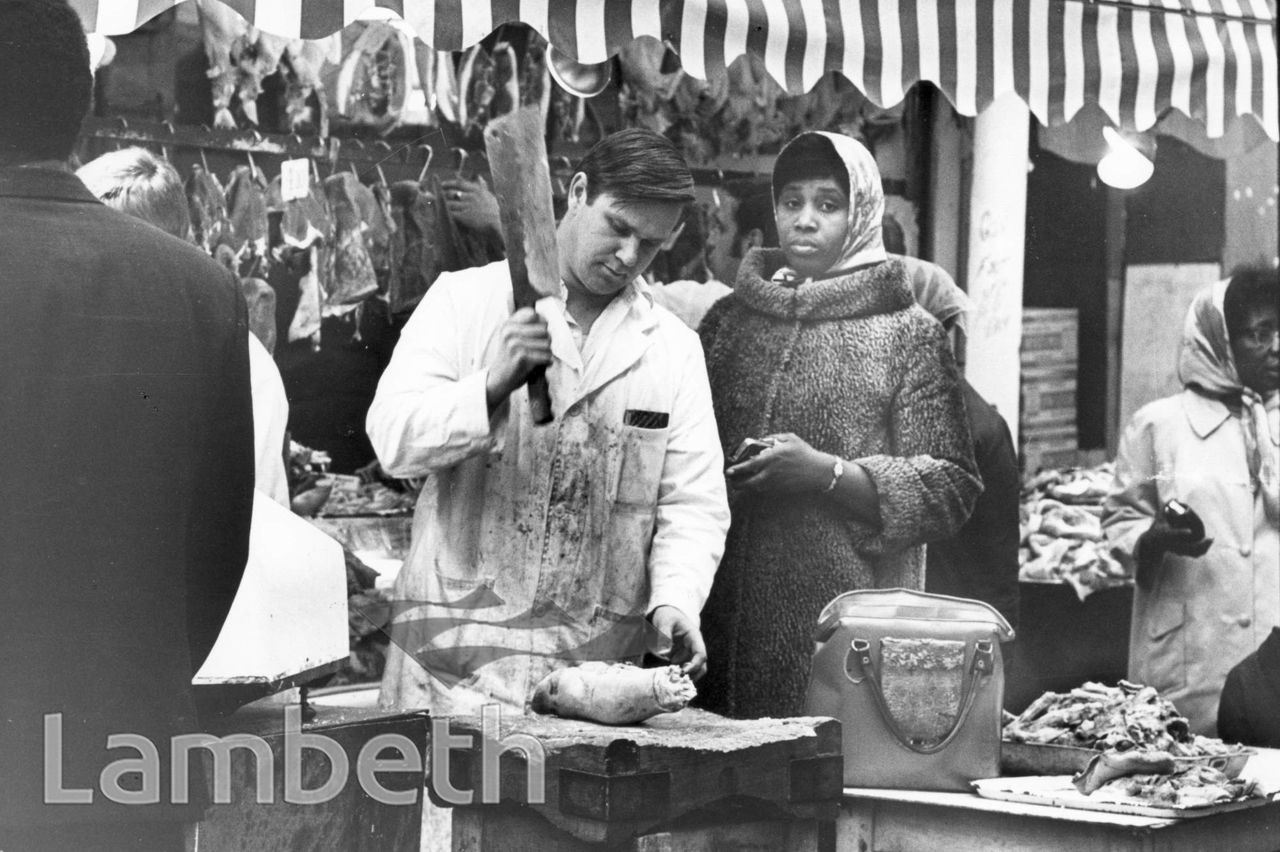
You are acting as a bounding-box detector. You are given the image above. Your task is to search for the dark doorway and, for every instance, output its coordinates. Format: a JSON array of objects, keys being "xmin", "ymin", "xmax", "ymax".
[{"xmin": 1023, "ymin": 139, "xmax": 1109, "ymax": 450}]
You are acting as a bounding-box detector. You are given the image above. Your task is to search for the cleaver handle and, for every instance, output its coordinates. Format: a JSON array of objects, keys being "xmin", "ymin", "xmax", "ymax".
[{"xmin": 526, "ymin": 367, "xmax": 553, "ymax": 425}]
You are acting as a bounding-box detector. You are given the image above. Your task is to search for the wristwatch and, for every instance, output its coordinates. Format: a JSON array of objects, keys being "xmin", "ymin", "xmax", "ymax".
[{"xmin": 824, "ymin": 456, "xmax": 844, "ymax": 493}]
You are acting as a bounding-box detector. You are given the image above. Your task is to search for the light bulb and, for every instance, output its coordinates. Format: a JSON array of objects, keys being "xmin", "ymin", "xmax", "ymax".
[{"xmin": 1097, "ymin": 127, "xmax": 1154, "ymax": 189}]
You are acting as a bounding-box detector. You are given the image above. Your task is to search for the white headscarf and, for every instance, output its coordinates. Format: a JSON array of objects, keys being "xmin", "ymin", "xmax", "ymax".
[
  {"xmin": 1178, "ymin": 279, "xmax": 1279, "ymax": 523},
  {"xmin": 771, "ymin": 132, "xmax": 888, "ymax": 282}
]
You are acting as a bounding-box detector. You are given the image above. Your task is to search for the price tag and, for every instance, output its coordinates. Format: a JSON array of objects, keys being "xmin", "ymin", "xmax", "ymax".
[{"xmin": 280, "ymin": 158, "xmax": 310, "ymax": 201}]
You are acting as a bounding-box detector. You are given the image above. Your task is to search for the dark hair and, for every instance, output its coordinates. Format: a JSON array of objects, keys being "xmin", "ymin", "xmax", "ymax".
[
  {"xmin": 0, "ymin": 0, "xmax": 93, "ymax": 165},
  {"xmin": 1224, "ymin": 263, "xmax": 1279, "ymax": 341},
  {"xmin": 725, "ymin": 177, "xmax": 778, "ymax": 247},
  {"xmin": 771, "ymin": 134, "xmax": 849, "ymax": 201},
  {"xmin": 576, "ymin": 128, "xmax": 694, "ymax": 207},
  {"xmin": 881, "ymin": 213, "xmax": 907, "ymax": 255}
]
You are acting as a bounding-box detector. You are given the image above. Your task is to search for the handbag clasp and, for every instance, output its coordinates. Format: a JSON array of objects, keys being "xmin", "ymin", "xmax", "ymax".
[{"xmin": 847, "ymin": 638, "xmax": 873, "ymax": 684}]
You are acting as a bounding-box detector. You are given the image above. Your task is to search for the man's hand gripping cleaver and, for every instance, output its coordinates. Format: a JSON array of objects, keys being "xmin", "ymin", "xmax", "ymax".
[{"xmin": 483, "ymin": 104, "xmax": 559, "ymax": 425}]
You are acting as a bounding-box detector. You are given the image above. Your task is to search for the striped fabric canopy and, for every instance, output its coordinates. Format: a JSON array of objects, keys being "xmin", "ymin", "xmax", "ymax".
[{"xmin": 72, "ymin": 0, "xmax": 1278, "ymax": 141}]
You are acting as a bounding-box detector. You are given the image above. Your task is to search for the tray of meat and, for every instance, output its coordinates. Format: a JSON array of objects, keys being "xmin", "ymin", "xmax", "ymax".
[
  {"xmin": 1002, "ymin": 680, "xmax": 1251, "ymax": 776},
  {"xmin": 974, "ymin": 770, "xmax": 1273, "ymax": 819}
]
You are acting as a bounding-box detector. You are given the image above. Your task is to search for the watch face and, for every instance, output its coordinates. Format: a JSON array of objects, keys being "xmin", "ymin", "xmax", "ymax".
[{"xmin": 826, "ymin": 458, "xmax": 843, "ymax": 492}]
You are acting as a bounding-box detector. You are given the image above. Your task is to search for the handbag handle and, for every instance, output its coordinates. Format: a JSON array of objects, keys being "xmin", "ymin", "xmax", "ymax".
[{"xmin": 847, "ymin": 637, "xmax": 995, "ymax": 755}]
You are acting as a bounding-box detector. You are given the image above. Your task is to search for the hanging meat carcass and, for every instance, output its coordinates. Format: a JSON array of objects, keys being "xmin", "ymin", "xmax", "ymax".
[
  {"xmin": 489, "ymin": 42, "xmax": 520, "ymax": 120},
  {"xmin": 549, "ymin": 85, "xmax": 585, "ymax": 143},
  {"xmin": 321, "ymin": 173, "xmax": 379, "ymax": 307},
  {"xmin": 434, "ymin": 49, "xmax": 460, "ymax": 125},
  {"xmin": 721, "ymin": 54, "xmax": 787, "ymax": 154},
  {"xmin": 414, "ymin": 42, "xmax": 438, "ymax": 115},
  {"xmin": 235, "ymin": 30, "xmax": 288, "ymax": 127},
  {"xmin": 225, "ymin": 163, "xmax": 270, "ymax": 256},
  {"xmin": 278, "ymin": 35, "xmax": 342, "ymax": 135},
  {"xmin": 195, "ymin": 0, "xmax": 253, "ymax": 129},
  {"xmin": 327, "ymin": 21, "xmax": 415, "ymax": 135},
  {"xmin": 185, "ymin": 163, "xmax": 230, "ymax": 253},
  {"xmin": 206, "ymin": 226, "xmax": 278, "ymax": 352},
  {"xmin": 455, "ymin": 40, "xmax": 520, "ymax": 146},
  {"xmin": 388, "ymin": 180, "xmax": 444, "ymax": 315},
  {"xmin": 288, "ymin": 246, "xmax": 324, "ymax": 346},
  {"xmin": 618, "ymin": 36, "xmax": 683, "ymax": 136},
  {"xmin": 195, "ymin": 0, "xmax": 286, "ymax": 128},
  {"xmin": 369, "ymin": 182, "xmax": 399, "ymax": 293},
  {"xmin": 429, "ymin": 174, "xmax": 504, "ymax": 273},
  {"xmin": 241, "ymin": 275, "xmax": 278, "ymax": 354},
  {"xmin": 455, "ymin": 44, "xmax": 493, "ymax": 143},
  {"xmin": 519, "ymin": 34, "xmax": 552, "ymax": 118},
  {"xmin": 267, "ymin": 170, "xmax": 331, "ymax": 251},
  {"xmin": 196, "ymin": 0, "xmax": 338, "ymax": 133},
  {"xmin": 343, "ymin": 176, "xmax": 393, "ymax": 283}
]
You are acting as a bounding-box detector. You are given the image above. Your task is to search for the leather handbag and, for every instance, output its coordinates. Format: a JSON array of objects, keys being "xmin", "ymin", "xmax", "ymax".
[{"xmin": 802, "ymin": 588, "xmax": 1014, "ymax": 791}]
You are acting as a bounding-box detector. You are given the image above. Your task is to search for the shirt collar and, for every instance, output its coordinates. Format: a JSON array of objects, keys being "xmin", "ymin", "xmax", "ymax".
[
  {"xmin": 629, "ymin": 276, "xmax": 655, "ymax": 308},
  {"xmin": 0, "ymin": 165, "xmax": 99, "ymax": 204},
  {"xmin": 1181, "ymin": 388, "xmax": 1233, "ymax": 439},
  {"xmin": 556, "ymin": 276, "xmax": 653, "ymax": 322}
]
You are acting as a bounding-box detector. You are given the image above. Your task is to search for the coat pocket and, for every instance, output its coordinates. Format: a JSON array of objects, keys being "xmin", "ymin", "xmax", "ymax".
[
  {"xmin": 615, "ymin": 425, "xmax": 669, "ymax": 507},
  {"xmin": 600, "ymin": 504, "xmax": 656, "ymax": 616},
  {"xmin": 1139, "ymin": 598, "xmax": 1187, "ymax": 691}
]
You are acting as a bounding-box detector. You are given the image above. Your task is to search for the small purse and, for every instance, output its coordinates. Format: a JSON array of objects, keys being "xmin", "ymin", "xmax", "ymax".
[{"xmin": 802, "ymin": 588, "xmax": 1014, "ymax": 791}]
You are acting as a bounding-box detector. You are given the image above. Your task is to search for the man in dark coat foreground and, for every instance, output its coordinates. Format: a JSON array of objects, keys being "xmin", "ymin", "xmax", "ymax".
[
  {"xmin": 0, "ymin": 1, "xmax": 255, "ymax": 847},
  {"xmin": 1218, "ymin": 628, "xmax": 1280, "ymax": 748},
  {"xmin": 903, "ymin": 255, "xmax": 1025, "ymax": 706}
]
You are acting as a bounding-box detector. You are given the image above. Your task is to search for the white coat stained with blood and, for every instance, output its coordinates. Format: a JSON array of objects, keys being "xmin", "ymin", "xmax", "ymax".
[{"xmin": 368, "ymin": 262, "xmax": 729, "ymax": 715}]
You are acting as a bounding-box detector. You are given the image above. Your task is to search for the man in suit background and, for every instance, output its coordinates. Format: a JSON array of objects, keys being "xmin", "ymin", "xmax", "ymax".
[{"xmin": 1, "ymin": 1, "xmax": 255, "ymax": 847}]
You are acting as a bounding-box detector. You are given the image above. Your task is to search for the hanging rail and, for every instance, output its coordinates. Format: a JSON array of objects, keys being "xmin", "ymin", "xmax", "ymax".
[
  {"xmin": 78, "ymin": 117, "xmax": 777, "ymax": 186},
  {"xmin": 79, "ymin": 117, "xmax": 438, "ymax": 170}
]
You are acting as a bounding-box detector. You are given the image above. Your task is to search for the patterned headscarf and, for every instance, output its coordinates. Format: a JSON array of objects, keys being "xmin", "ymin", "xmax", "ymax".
[
  {"xmin": 901, "ymin": 255, "xmax": 972, "ymax": 335},
  {"xmin": 771, "ymin": 132, "xmax": 888, "ymax": 281},
  {"xmin": 1178, "ymin": 279, "xmax": 1279, "ymax": 523}
]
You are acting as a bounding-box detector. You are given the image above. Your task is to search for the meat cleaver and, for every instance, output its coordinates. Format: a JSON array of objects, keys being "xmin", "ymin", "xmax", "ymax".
[{"xmin": 483, "ymin": 104, "xmax": 559, "ymax": 425}]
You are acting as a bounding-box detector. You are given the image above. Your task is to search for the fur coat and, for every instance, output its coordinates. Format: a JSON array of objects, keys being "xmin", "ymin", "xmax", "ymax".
[{"xmin": 697, "ymin": 248, "xmax": 980, "ymax": 718}]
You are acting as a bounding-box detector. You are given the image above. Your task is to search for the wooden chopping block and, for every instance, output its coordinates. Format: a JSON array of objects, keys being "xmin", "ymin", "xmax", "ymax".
[
  {"xmin": 198, "ymin": 705, "xmax": 430, "ymax": 852},
  {"xmin": 436, "ymin": 708, "xmax": 843, "ymax": 847}
]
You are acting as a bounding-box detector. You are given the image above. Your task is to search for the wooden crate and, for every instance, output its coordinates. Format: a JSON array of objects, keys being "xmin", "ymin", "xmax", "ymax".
[
  {"xmin": 1022, "ymin": 436, "xmax": 1079, "ymax": 475},
  {"xmin": 1021, "ymin": 420, "xmax": 1078, "ymax": 475},
  {"xmin": 1020, "ymin": 366, "xmax": 1077, "ymax": 427},
  {"xmin": 1021, "ymin": 308, "xmax": 1079, "ymax": 368}
]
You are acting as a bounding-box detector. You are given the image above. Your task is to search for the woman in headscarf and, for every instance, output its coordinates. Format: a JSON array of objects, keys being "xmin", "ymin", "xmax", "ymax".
[
  {"xmin": 696, "ymin": 132, "xmax": 981, "ymax": 719},
  {"xmin": 1104, "ymin": 266, "xmax": 1279, "ymax": 736}
]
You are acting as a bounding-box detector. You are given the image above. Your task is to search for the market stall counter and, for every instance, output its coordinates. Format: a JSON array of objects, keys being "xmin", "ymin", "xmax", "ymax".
[
  {"xmin": 838, "ymin": 748, "xmax": 1280, "ymax": 852},
  {"xmin": 195, "ymin": 699, "xmax": 843, "ymax": 851}
]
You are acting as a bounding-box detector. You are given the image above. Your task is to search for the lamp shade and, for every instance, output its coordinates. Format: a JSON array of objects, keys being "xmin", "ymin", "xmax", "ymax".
[
  {"xmin": 547, "ymin": 45, "xmax": 612, "ymax": 97},
  {"xmin": 1097, "ymin": 126, "xmax": 1156, "ymax": 189}
]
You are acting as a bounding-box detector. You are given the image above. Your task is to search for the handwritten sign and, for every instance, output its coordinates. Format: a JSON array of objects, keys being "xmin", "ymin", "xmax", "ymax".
[
  {"xmin": 964, "ymin": 96, "xmax": 1031, "ymax": 443},
  {"xmin": 280, "ymin": 158, "xmax": 310, "ymax": 202}
]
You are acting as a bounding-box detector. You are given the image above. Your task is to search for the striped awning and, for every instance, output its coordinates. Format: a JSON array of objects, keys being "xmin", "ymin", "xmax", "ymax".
[{"xmin": 72, "ymin": 0, "xmax": 1278, "ymax": 141}]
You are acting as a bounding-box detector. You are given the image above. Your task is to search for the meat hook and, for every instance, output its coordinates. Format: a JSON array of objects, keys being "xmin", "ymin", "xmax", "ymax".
[{"xmin": 416, "ymin": 145, "xmax": 435, "ymax": 185}]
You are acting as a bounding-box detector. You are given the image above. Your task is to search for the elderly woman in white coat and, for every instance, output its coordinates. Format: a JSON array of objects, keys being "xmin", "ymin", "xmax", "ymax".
[{"xmin": 1104, "ymin": 267, "xmax": 1278, "ymax": 735}]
